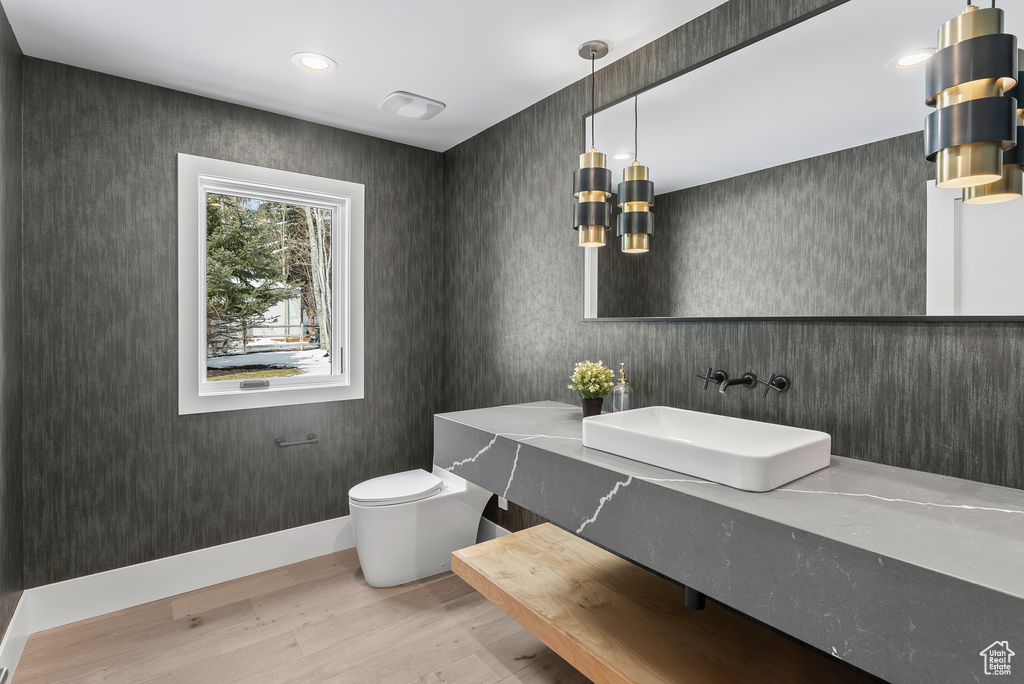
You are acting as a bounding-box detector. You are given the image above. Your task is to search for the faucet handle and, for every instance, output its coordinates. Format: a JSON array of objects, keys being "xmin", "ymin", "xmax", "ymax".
[
  {"xmin": 758, "ymin": 373, "xmax": 790, "ymax": 397},
  {"xmin": 697, "ymin": 367, "xmax": 726, "ymax": 390}
]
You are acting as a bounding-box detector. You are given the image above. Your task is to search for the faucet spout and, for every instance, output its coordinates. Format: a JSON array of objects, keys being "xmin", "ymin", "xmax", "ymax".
[{"xmin": 719, "ymin": 372, "xmax": 758, "ymax": 394}]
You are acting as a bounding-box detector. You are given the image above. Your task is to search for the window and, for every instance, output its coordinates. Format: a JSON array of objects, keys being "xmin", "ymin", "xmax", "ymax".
[{"xmin": 178, "ymin": 154, "xmax": 363, "ymax": 414}]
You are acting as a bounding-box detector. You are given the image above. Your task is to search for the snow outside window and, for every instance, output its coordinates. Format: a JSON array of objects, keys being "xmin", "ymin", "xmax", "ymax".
[{"xmin": 178, "ymin": 154, "xmax": 364, "ymax": 414}]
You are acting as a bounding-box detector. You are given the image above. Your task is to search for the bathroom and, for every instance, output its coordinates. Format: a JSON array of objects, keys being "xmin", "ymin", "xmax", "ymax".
[{"xmin": 0, "ymin": 0, "xmax": 1022, "ymax": 682}]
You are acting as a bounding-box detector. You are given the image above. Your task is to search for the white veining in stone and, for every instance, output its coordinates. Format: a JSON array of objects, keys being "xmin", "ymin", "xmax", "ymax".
[
  {"xmin": 446, "ymin": 433, "xmax": 499, "ymax": 471},
  {"xmin": 576, "ymin": 476, "xmax": 633, "ymax": 534},
  {"xmin": 447, "ymin": 431, "xmax": 582, "ymax": 472},
  {"xmin": 750, "ymin": 545, "xmax": 804, "ymax": 612},
  {"xmin": 780, "ymin": 488, "xmax": 1024, "ymax": 517},
  {"xmin": 503, "ymin": 444, "xmax": 521, "ymax": 498},
  {"xmin": 640, "ymin": 476, "xmax": 714, "ymax": 485},
  {"xmin": 627, "ymin": 473, "xmax": 1024, "ymax": 518}
]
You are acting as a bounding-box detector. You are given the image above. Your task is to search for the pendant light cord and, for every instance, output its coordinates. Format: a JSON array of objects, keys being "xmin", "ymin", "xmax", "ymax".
[
  {"xmin": 633, "ymin": 96, "xmax": 639, "ymax": 163},
  {"xmin": 590, "ymin": 50, "xmax": 597, "ymax": 150}
]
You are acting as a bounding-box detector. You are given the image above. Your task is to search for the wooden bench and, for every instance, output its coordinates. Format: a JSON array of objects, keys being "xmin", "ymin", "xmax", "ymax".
[{"xmin": 452, "ymin": 523, "xmax": 875, "ymax": 684}]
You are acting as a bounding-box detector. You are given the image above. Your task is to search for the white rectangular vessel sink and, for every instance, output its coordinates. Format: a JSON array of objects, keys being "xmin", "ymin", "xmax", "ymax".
[{"xmin": 582, "ymin": 406, "xmax": 831, "ymax": 492}]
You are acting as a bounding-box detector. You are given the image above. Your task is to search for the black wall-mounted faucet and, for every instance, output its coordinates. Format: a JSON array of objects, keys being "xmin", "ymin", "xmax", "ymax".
[
  {"xmin": 698, "ymin": 367, "xmax": 790, "ymax": 397},
  {"xmin": 718, "ymin": 372, "xmax": 758, "ymax": 394}
]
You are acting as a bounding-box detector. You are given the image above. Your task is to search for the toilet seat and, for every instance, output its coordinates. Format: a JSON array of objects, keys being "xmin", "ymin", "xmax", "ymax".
[{"xmin": 348, "ymin": 469, "xmax": 444, "ymax": 507}]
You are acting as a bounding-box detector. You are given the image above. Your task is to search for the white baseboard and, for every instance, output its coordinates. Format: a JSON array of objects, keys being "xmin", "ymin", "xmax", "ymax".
[
  {"xmin": 0, "ymin": 599, "xmax": 29, "ymax": 682},
  {"xmin": 0, "ymin": 515, "xmax": 355, "ymax": 677}
]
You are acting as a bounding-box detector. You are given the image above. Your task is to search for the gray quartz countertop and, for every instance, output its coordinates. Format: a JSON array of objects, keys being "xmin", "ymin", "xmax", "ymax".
[{"xmin": 434, "ymin": 401, "xmax": 1024, "ymax": 684}]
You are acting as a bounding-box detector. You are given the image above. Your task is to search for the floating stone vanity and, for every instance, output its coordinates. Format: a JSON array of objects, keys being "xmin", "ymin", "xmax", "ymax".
[{"xmin": 434, "ymin": 401, "xmax": 1024, "ymax": 684}]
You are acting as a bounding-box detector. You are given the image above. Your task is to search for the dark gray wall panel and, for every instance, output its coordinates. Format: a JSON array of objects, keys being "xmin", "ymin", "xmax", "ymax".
[
  {"xmin": 595, "ymin": 0, "xmax": 847, "ymax": 108},
  {"xmin": 601, "ymin": 133, "xmax": 928, "ymax": 318},
  {"xmin": 21, "ymin": 59, "xmax": 444, "ymax": 586},
  {"xmin": 442, "ymin": 0, "xmax": 1024, "ymax": 534},
  {"xmin": 0, "ymin": 0, "xmax": 22, "ymax": 635}
]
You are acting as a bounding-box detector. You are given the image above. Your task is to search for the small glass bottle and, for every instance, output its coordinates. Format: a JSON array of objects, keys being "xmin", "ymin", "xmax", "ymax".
[{"xmin": 611, "ymin": 362, "xmax": 635, "ymax": 412}]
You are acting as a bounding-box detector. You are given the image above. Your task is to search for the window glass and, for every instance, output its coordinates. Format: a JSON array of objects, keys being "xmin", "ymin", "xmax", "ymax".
[{"xmin": 205, "ymin": 193, "xmax": 334, "ymax": 384}]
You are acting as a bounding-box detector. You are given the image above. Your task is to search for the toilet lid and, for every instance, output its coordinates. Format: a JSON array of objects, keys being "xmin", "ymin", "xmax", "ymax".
[{"xmin": 348, "ymin": 469, "xmax": 444, "ymax": 506}]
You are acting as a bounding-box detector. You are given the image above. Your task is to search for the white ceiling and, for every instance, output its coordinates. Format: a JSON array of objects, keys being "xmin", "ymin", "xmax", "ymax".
[
  {"xmin": 1, "ymin": 0, "xmax": 728, "ymax": 152},
  {"xmin": 592, "ymin": 0, "xmax": 1024, "ymax": 194}
]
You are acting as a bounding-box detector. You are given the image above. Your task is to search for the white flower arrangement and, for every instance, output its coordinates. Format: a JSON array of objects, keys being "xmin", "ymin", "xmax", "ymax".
[{"xmin": 568, "ymin": 360, "xmax": 614, "ymax": 400}]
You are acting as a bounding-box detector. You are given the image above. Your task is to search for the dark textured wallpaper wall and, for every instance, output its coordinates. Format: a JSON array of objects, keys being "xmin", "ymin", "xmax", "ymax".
[
  {"xmin": 0, "ymin": 0, "xmax": 22, "ymax": 637},
  {"xmin": 442, "ymin": 0, "xmax": 1024, "ymax": 531},
  {"xmin": 21, "ymin": 59, "xmax": 445, "ymax": 587},
  {"xmin": 8, "ymin": 0, "xmax": 1023, "ymax": 597},
  {"xmin": 601, "ymin": 133, "xmax": 927, "ymax": 318}
]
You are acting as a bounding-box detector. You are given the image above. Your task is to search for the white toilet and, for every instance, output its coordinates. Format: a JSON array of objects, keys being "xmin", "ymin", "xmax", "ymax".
[{"xmin": 348, "ymin": 465, "xmax": 491, "ymax": 587}]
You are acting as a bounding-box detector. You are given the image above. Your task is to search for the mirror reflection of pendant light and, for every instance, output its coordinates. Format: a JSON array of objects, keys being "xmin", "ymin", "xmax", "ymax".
[
  {"xmin": 964, "ymin": 48, "xmax": 1024, "ymax": 204},
  {"xmin": 617, "ymin": 96, "xmax": 654, "ymax": 253},
  {"xmin": 574, "ymin": 41, "xmax": 612, "ymax": 248},
  {"xmin": 924, "ymin": 1, "xmax": 1018, "ymax": 190}
]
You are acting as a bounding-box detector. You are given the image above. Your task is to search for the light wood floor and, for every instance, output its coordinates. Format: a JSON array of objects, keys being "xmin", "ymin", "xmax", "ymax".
[{"xmin": 14, "ymin": 548, "xmax": 592, "ymax": 684}]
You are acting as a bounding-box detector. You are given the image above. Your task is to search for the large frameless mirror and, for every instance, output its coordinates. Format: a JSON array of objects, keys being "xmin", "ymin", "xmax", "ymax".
[{"xmin": 584, "ymin": 0, "xmax": 1024, "ymax": 320}]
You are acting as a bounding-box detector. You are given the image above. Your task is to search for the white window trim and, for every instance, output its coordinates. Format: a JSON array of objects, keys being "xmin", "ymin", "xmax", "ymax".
[{"xmin": 177, "ymin": 153, "xmax": 364, "ymax": 414}]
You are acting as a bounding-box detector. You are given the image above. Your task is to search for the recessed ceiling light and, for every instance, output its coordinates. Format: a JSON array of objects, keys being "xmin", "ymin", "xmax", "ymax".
[
  {"xmin": 612, "ymin": 152, "xmax": 634, "ymax": 162},
  {"xmin": 292, "ymin": 52, "xmax": 338, "ymax": 73},
  {"xmin": 889, "ymin": 48, "xmax": 936, "ymax": 70}
]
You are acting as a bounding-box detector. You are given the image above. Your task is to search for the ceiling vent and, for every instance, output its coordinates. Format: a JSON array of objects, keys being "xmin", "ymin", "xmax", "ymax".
[{"xmin": 379, "ymin": 91, "xmax": 446, "ymax": 121}]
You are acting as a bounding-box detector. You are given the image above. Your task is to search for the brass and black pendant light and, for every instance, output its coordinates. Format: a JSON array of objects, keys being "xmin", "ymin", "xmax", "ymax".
[
  {"xmin": 617, "ymin": 96, "xmax": 654, "ymax": 253},
  {"xmin": 964, "ymin": 48, "xmax": 1024, "ymax": 204},
  {"xmin": 574, "ymin": 41, "xmax": 612, "ymax": 248},
  {"xmin": 924, "ymin": 1, "xmax": 1018, "ymax": 190}
]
